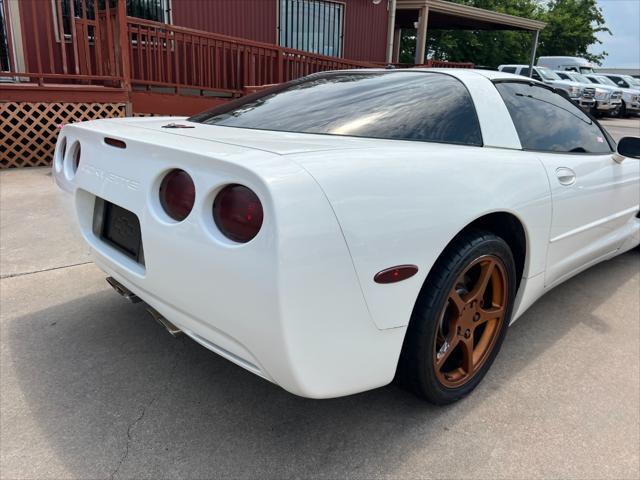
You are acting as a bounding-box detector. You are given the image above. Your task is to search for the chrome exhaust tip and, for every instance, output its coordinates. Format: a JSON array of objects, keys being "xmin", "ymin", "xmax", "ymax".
[
  {"xmin": 106, "ymin": 277, "xmax": 141, "ymax": 303},
  {"xmin": 106, "ymin": 276, "xmax": 182, "ymax": 337},
  {"xmin": 146, "ymin": 307, "xmax": 183, "ymax": 337}
]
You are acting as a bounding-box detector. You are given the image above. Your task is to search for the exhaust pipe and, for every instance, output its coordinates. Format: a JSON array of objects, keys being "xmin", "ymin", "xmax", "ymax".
[
  {"xmin": 146, "ymin": 307, "xmax": 183, "ymax": 337},
  {"xmin": 106, "ymin": 277, "xmax": 182, "ymax": 336},
  {"xmin": 106, "ymin": 277, "xmax": 141, "ymax": 303}
]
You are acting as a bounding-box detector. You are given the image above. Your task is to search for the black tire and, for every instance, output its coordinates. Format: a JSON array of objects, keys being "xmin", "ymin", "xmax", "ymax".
[
  {"xmin": 619, "ymin": 102, "xmax": 628, "ymax": 118},
  {"xmin": 396, "ymin": 229, "xmax": 517, "ymax": 404}
]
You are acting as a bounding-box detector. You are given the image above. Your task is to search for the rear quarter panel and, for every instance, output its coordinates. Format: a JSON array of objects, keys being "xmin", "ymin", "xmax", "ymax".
[{"xmin": 292, "ymin": 141, "xmax": 553, "ymax": 329}]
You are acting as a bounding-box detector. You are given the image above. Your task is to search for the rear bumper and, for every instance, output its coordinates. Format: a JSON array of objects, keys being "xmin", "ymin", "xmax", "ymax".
[{"xmin": 53, "ymin": 120, "xmax": 406, "ymax": 399}]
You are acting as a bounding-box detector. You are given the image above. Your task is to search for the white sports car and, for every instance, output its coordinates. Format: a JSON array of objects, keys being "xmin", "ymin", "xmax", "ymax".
[{"xmin": 53, "ymin": 69, "xmax": 640, "ymax": 404}]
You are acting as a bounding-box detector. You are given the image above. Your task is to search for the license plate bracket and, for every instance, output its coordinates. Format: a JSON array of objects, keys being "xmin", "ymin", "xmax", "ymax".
[{"xmin": 93, "ymin": 198, "xmax": 144, "ymax": 265}]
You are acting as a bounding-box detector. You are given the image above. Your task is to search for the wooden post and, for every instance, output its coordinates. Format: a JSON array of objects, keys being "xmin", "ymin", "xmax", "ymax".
[
  {"xmin": 415, "ymin": 6, "xmax": 429, "ymax": 65},
  {"xmin": 115, "ymin": 0, "xmax": 132, "ymax": 113},
  {"xmin": 393, "ymin": 28, "xmax": 401, "ymax": 63},
  {"xmin": 277, "ymin": 48, "xmax": 284, "ymax": 84},
  {"xmin": 527, "ymin": 30, "xmax": 540, "ymax": 78}
]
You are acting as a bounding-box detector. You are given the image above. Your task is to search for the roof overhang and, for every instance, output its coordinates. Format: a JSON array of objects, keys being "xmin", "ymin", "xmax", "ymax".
[{"xmin": 396, "ymin": 0, "xmax": 546, "ymax": 31}]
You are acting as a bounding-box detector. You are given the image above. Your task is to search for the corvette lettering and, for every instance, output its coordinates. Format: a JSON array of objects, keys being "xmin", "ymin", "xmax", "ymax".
[{"xmin": 80, "ymin": 163, "xmax": 140, "ymax": 191}]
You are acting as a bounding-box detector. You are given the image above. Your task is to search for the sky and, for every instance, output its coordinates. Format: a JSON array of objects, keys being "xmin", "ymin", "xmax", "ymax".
[{"xmin": 589, "ymin": 0, "xmax": 640, "ymax": 68}]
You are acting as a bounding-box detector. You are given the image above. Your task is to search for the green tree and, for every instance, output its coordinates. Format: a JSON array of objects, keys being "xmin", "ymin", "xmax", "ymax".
[
  {"xmin": 400, "ymin": 0, "xmax": 610, "ymax": 67},
  {"xmin": 538, "ymin": 0, "xmax": 610, "ymax": 64}
]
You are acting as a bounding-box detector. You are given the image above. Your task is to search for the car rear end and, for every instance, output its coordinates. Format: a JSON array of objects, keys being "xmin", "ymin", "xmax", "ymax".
[{"xmin": 52, "ymin": 117, "xmax": 404, "ymax": 398}]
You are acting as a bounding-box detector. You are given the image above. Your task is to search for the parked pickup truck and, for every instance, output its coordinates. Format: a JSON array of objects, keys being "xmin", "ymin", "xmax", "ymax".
[
  {"xmin": 555, "ymin": 71, "xmax": 623, "ymax": 117},
  {"xmin": 585, "ymin": 74, "xmax": 638, "ymax": 117},
  {"xmin": 537, "ymin": 56, "xmax": 595, "ymax": 74},
  {"xmin": 599, "ymin": 73, "xmax": 640, "ymax": 91},
  {"xmin": 497, "ymin": 65, "xmax": 595, "ymax": 112}
]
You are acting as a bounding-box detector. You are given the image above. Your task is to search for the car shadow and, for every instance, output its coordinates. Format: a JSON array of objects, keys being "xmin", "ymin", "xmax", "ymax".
[{"xmin": 5, "ymin": 251, "xmax": 639, "ymax": 479}]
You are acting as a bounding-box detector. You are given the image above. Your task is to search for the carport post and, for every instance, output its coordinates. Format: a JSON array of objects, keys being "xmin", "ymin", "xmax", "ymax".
[
  {"xmin": 527, "ymin": 29, "xmax": 540, "ymax": 77},
  {"xmin": 415, "ymin": 6, "xmax": 429, "ymax": 65}
]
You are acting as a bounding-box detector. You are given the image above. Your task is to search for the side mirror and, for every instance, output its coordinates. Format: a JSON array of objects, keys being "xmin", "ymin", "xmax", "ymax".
[{"xmin": 614, "ymin": 137, "xmax": 640, "ymax": 163}]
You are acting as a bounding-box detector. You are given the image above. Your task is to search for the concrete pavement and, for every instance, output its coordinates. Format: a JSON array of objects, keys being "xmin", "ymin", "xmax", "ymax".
[
  {"xmin": 600, "ymin": 117, "xmax": 640, "ymax": 141},
  {"xmin": 1, "ymin": 119, "xmax": 639, "ymax": 479}
]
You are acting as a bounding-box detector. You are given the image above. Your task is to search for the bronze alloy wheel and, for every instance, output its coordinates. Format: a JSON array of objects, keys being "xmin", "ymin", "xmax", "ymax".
[{"xmin": 433, "ymin": 254, "xmax": 508, "ymax": 388}]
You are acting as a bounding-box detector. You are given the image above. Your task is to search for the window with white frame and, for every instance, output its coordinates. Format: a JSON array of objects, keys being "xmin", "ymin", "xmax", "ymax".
[
  {"xmin": 0, "ymin": 0, "xmax": 10, "ymax": 71},
  {"xmin": 278, "ymin": 0, "xmax": 344, "ymax": 57}
]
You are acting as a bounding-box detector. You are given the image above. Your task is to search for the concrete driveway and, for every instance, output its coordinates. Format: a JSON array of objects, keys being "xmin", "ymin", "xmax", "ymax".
[{"xmin": 1, "ymin": 119, "xmax": 639, "ymax": 479}]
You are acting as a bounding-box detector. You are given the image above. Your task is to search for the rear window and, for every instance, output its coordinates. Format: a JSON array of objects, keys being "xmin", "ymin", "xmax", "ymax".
[{"xmin": 189, "ymin": 72, "xmax": 483, "ymax": 146}]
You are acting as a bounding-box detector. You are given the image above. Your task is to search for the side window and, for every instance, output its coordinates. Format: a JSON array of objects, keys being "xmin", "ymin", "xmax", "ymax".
[
  {"xmin": 610, "ymin": 76, "xmax": 628, "ymax": 88},
  {"xmin": 502, "ymin": 67, "xmax": 517, "ymax": 74},
  {"xmin": 557, "ymin": 73, "xmax": 569, "ymax": 80},
  {"xmin": 495, "ymin": 82, "xmax": 612, "ymax": 154}
]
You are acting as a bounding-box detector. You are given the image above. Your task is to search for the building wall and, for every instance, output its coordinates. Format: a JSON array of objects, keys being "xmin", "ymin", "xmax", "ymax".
[
  {"xmin": 171, "ymin": 0, "xmax": 389, "ymax": 63},
  {"xmin": 342, "ymin": 0, "xmax": 388, "ymax": 62},
  {"xmin": 171, "ymin": 0, "xmax": 279, "ymax": 45}
]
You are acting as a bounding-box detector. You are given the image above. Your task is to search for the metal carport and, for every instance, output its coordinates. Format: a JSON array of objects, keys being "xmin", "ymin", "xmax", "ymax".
[{"xmin": 386, "ymin": 0, "xmax": 547, "ymax": 75}]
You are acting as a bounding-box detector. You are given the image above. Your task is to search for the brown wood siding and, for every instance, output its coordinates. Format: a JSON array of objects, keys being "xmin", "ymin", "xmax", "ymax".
[
  {"xmin": 171, "ymin": 0, "xmax": 388, "ymax": 63},
  {"xmin": 343, "ymin": 0, "xmax": 388, "ymax": 62},
  {"xmin": 171, "ymin": 0, "xmax": 278, "ymax": 44}
]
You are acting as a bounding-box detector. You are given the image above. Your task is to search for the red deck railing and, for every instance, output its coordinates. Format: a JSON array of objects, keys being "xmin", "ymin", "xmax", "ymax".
[
  {"xmin": 2, "ymin": 0, "xmax": 472, "ymax": 100},
  {"xmin": 125, "ymin": 17, "xmax": 376, "ymax": 96},
  {"xmin": 3, "ymin": 0, "xmax": 376, "ymax": 98},
  {"xmin": 1, "ymin": 0, "xmax": 125, "ymax": 87}
]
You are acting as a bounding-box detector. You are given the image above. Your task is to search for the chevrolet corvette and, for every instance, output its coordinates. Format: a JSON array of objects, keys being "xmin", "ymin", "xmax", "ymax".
[{"xmin": 52, "ymin": 69, "xmax": 640, "ymax": 404}]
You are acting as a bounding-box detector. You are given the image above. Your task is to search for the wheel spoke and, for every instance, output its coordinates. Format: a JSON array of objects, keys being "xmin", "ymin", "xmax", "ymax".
[
  {"xmin": 477, "ymin": 305, "xmax": 505, "ymax": 326},
  {"xmin": 460, "ymin": 337, "xmax": 474, "ymax": 374},
  {"xmin": 448, "ymin": 288, "xmax": 466, "ymax": 315},
  {"xmin": 467, "ymin": 259, "xmax": 495, "ymax": 303}
]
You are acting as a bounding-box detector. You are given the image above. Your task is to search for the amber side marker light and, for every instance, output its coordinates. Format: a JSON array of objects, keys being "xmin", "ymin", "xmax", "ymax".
[
  {"xmin": 374, "ymin": 265, "xmax": 419, "ymax": 284},
  {"xmin": 105, "ymin": 137, "xmax": 127, "ymax": 149}
]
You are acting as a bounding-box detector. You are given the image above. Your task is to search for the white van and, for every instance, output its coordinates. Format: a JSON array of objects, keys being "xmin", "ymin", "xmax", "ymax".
[{"xmin": 537, "ymin": 56, "xmax": 595, "ymax": 74}]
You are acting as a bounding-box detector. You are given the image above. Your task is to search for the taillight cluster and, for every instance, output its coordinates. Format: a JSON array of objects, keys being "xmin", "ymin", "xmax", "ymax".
[
  {"xmin": 159, "ymin": 169, "xmax": 195, "ymax": 222},
  {"xmin": 213, "ymin": 184, "xmax": 264, "ymax": 243},
  {"xmin": 158, "ymin": 170, "xmax": 263, "ymax": 243}
]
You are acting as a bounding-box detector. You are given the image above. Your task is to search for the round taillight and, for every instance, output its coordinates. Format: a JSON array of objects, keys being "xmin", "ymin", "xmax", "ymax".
[
  {"xmin": 213, "ymin": 184, "xmax": 263, "ymax": 243},
  {"xmin": 159, "ymin": 169, "xmax": 196, "ymax": 221}
]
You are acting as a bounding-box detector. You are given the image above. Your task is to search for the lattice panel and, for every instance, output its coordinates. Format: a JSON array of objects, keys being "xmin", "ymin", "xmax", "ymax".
[{"xmin": 0, "ymin": 102, "xmax": 126, "ymax": 168}]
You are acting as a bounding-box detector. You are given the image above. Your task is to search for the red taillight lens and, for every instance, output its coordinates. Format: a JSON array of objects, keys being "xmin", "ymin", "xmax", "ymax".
[
  {"xmin": 159, "ymin": 169, "xmax": 195, "ymax": 221},
  {"xmin": 213, "ymin": 184, "xmax": 263, "ymax": 243}
]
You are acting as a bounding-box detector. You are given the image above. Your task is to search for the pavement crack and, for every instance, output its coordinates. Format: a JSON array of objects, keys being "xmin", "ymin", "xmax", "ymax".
[
  {"xmin": 0, "ymin": 261, "xmax": 93, "ymax": 279},
  {"xmin": 109, "ymin": 338, "xmax": 185, "ymax": 480}
]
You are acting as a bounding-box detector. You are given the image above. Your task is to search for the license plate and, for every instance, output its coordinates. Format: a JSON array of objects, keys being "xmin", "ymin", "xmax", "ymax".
[{"xmin": 93, "ymin": 198, "xmax": 144, "ymax": 264}]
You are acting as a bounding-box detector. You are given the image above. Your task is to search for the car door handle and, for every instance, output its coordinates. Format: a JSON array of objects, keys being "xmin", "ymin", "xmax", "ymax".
[{"xmin": 555, "ymin": 167, "xmax": 576, "ymax": 186}]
